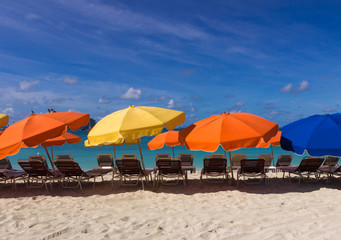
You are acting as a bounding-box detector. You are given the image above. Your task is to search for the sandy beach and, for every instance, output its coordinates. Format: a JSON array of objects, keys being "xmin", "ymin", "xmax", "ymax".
[{"xmin": 1, "ymin": 173, "xmax": 341, "ymax": 240}]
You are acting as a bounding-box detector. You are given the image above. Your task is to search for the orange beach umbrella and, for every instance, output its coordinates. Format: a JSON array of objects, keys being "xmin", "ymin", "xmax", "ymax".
[
  {"xmin": 148, "ymin": 131, "xmax": 181, "ymax": 158},
  {"xmin": 0, "ymin": 114, "xmax": 9, "ymax": 128},
  {"xmin": 0, "ymin": 112, "xmax": 89, "ymax": 168},
  {"xmin": 179, "ymin": 112, "xmax": 279, "ymax": 178},
  {"xmin": 41, "ymin": 132, "xmax": 82, "ymax": 160}
]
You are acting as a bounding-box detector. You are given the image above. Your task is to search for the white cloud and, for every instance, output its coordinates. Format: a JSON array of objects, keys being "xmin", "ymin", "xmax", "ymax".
[
  {"xmin": 19, "ymin": 80, "xmax": 39, "ymax": 91},
  {"xmin": 280, "ymin": 81, "xmax": 309, "ymax": 93},
  {"xmin": 120, "ymin": 87, "xmax": 142, "ymax": 100},
  {"xmin": 230, "ymin": 102, "xmax": 245, "ymax": 112},
  {"xmin": 280, "ymin": 83, "xmax": 292, "ymax": 93},
  {"xmin": 98, "ymin": 96, "xmax": 110, "ymax": 104},
  {"xmin": 167, "ymin": 99, "xmax": 175, "ymax": 108},
  {"xmin": 62, "ymin": 77, "xmax": 78, "ymax": 85},
  {"xmin": 2, "ymin": 107, "xmax": 15, "ymax": 115}
]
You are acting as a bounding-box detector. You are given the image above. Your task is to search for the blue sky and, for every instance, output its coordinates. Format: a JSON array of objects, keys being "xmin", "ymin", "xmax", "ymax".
[{"xmin": 1, "ymin": 0, "xmax": 341, "ymax": 127}]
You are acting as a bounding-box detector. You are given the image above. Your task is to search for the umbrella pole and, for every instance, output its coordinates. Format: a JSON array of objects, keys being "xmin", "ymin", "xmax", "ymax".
[
  {"xmin": 271, "ymin": 145, "xmax": 274, "ymax": 166},
  {"xmin": 113, "ymin": 146, "xmax": 117, "ymax": 160},
  {"xmin": 172, "ymin": 147, "xmax": 175, "ymax": 159},
  {"xmin": 43, "ymin": 145, "xmax": 55, "ymax": 170},
  {"xmin": 138, "ymin": 142, "xmax": 146, "ymax": 172},
  {"xmin": 228, "ymin": 151, "xmax": 234, "ymax": 180}
]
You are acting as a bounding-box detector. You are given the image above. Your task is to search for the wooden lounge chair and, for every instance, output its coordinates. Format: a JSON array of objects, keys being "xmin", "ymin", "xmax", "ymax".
[
  {"xmin": 200, "ymin": 155, "xmax": 228, "ymax": 184},
  {"xmin": 28, "ymin": 155, "xmax": 63, "ymax": 178},
  {"xmin": 115, "ymin": 158, "xmax": 153, "ymax": 190},
  {"xmin": 156, "ymin": 154, "xmax": 172, "ymax": 161},
  {"xmin": 178, "ymin": 154, "xmax": 196, "ymax": 173},
  {"xmin": 0, "ymin": 157, "xmax": 27, "ymax": 190},
  {"xmin": 0, "ymin": 157, "xmax": 14, "ymax": 170},
  {"xmin": 53, "ymin": 155, "xmax": 107, "ymax": 190},
  {"xmin": 230, "ymin": 154, "xmax": 248, "ymax": 171},
  {"xmin": 322, "ymin": 156, "xmax": 340, "ymax": 167},
  {"xmin": 276, "ymin": 155, "xmax": 293, "ymax": 168},
  {"xmin": 237, "ymin": 159, "xmax": 267, "ymax": 186},
  {"xmin": 155, "ymin": 159, "xmax": 186, "ymax": 188},
  {"xmin": 18, "ymin": 159, "xmax": 58, "ymax": 190},
  {"xmin": 258, "ymin": 154, "xmax": 275, "ymax": 172},
  {"xmin": 0, "ymin": 169, "xmax": 26, "ymax": 190},
  {"xmin": 281, "ymin": 157, "xmax": 324, "ymax": 183}
]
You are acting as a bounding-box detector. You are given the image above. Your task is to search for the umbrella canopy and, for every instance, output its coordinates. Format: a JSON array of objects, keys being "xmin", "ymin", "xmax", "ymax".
[
  {"xmin": 0, "ymin": 112, "xmax": 89, "ymax": 159},
  {"xmin": 0, "ymin": 114, "xmax": 9, "ymax": 128},
  {"xmin": 42, "ymin": 132, "xmax": 81, "ymax": 147},
  {"xmin": 257, "ymin": 131, "xmax": 281, "ymax": 148},
  {"xmin": 148, "ymin": 131, "xmax": 181, "ymax": 150},
  {"xmin": 86, "ymin": 105, "xmax": 185, "ymax": 171},
  {"xmin": 148, "ymin": 130, "xmax": 181, "ymax": 158},
  {"xmin": 281, "ymin": 113, "xmax": 341, "ymax": 156},
  {"xmin": 40, "ymin": 112, "xmax": 90, "ymax": 131},
  {"xmin": 179, "ymin": 112, "xmax": 279, "ymax": 152},
  {"xmin": 87, "ymin": 105, "xmax": 185, "ymax": 146}
]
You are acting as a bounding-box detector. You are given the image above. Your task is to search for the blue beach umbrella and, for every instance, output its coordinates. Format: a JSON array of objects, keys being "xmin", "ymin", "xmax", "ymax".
[{"xmin": 281, "ymin": 113, "xmax": 341, "ymax": 157}]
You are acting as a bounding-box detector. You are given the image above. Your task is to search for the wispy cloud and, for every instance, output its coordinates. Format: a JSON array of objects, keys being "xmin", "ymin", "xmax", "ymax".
[
  {"xmin": 19, "ymin": 80, "xmax": 39, "ymax": 92},
  {"xmin": 120, "ymin": 87, "xmax": 142, "ymax": 100},
  {"xmin": 280, "ymin": 80, "xmax": 309, "ymax": 93},
  {"xmin": 62, "ymin": 77, "xmax": 78, "ymax": 85}
]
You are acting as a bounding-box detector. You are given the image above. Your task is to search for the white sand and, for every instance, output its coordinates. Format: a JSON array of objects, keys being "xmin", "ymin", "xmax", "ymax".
[{"xmin": 1, "ymin": 173, "xmax": 341, "ymax": 240}]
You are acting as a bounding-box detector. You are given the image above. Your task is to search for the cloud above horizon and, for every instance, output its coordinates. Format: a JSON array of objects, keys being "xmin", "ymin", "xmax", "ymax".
[
  {"xmin": 120, "ymin": 87, "xmax": 142, "ymax": 100},
  {"xmin": 280, "ymin": 80, "xmax": 309, "ymax": 93}
]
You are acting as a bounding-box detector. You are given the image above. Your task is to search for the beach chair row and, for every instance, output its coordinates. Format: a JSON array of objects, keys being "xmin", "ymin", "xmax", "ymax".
[{"xmin": 0, "ymin": 154, "xmax": 340, "ymax": 190}]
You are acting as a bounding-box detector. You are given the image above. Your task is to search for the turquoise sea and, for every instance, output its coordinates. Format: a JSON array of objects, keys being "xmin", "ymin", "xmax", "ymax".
[{"xmin": 9, "ymin": 130, "xmax": 309, "ymax": 171}]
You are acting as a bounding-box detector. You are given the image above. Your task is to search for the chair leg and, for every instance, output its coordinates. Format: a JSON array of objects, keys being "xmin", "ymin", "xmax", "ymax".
[{"xmin": 93, "ymin": 177, "xmax": 96, "ymax": 190}]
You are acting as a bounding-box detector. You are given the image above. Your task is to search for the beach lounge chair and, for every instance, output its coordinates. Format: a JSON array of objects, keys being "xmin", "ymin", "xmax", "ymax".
[
  {"xmin": 0, "ymin": 157, "xmax": 14, "ymax": 170},
  {"xmin": 237, "ymin": 158, "xmax": 267, "ymax": 186},
  {"xmin": 156, "ymin": 154, "xmax": 172, "ymax": 160},
  {"xmin": 281, "ymin": 157, "xmax": 324, "ymax": 183},
  {"xmin": 155, "ymin": 159, "xmax": 186, "ymax": 188},
  {"xmin": 276, "ymin": 155, "xmax": 293, "ymax": 168},
  {"xmin": 200, "ymin": 155, "xmax": 228, "ymax": 184},
  {"xmin": 178, "ymin": 154, "xmax": 196, "ymax": 173},
  {"xmin": 322, "ymin": 156, "xmax": 340, "ymax": 167},
  {"xmin": 0, "ymin": 169, "xmax": 26, "ymax": 190},
  {"xmin": 0, "ymin": 157, "xmax": 27, "ymax": 189},
  {"xmin": 230, "ymin": 154, "xmax": 248, "ymax": 171},
  {"xmin": 54, "ymin": 155, "xmax": 107, "ymax": 190},
  {"xmin": 115, "ymin": 157, "xmax": 153, "ymax": 190},
  {"xmin": 18, "ymin": 158, "xmax": 58, "ymax": 190},
  {"xmin": 258, "ymin": 154, "xmax": 274, "ymax": 171}
]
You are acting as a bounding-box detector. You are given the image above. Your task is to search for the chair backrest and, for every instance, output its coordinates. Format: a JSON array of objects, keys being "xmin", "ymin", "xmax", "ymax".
[
  {"xmin": 178, "ymin": 154, "xmax": 193, "ymax": 166},
  {"xmin": 298, "ymin": 157, "xmax": 324, "ymax": 172},
  {"xmin": 323, "ymin": 156, "xmax": 340, "ymax": 166},
  {"xmin": 115, "ymin": 159, "xmax": 143, "ymax": 175},
  {"xmin": 18, "ymin": 159, "xmax": 51, "ymax": 176},
  {"xmin": 156, "ymin": 154, "xmax": 171, "ymax": 161},
  {"xmin": 53, "ymin": 159, "xmax": 85, "ymax": 177},
  {"xmin": 231, "ymin": 154, "xmax": 247, "ymax": 168},
  {"xmin": 97, "ymin": 154, "xmax": 114, "ymax": 167},
  {"xmin": 156, "ymin": 159, "xmax": 182, "ymax": 174},
  {"xmin": 55, "ymin": 155, "xmax": 74, "ymax": 161},
  {"xmin": 240, "ymin": 159, "xmax": 265, "ymax": 174},
  {"xmin": 203, "ymin": 157, "xmax": 227, "ymax": 173},
  {"xmin": 121, "ymin": 154, "xmax": 138, "ymax": 160},
  {"xmin": 258, "ymin": 154, "xmax": 273, "ymax": 167},
  {"xmin": 276, "ymin": 155, "xmax": 293, "ymax": 167},
  {"xmin": 0, "ymin": 157, "xmax": 12, "ymax": 170},
  {"xmin": 28, "ymin": 155, "xmax": 49, "ymax": 169}
]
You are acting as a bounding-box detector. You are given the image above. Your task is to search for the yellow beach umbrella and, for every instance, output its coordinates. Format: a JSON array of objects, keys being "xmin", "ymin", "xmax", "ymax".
[
  {"xmin": 0, "ymin": 114, "xmax": 9, "ymax": 128},
  {"xmin": 86, "ymin": 105, "xmax": 185, "ymax": 170}
]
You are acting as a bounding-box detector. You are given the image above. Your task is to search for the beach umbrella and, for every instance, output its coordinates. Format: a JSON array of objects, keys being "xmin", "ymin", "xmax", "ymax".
[
  {"xmin": 148, "ymin": 131, "xmax": 181, "ymax": 158},
  {"xmin": 41, "ymin": 132, "xmax": 82, "ymax": 160},
  {"xmin": 281, "ymin": 113, "xmax": 341, "ymax": 157},
  {"xmin": 179, "ymin": 112, "xmax": 279, "ymax": 178},
  {"xmin": 0, "ymin": 112, "xmax": 89, "ymax": 167},
  {"xmin": 86, "ymin": 105, "xmax": 185, "ymax": 171},
  {"xmin": 257, "ymin": 131, "xmax": 281, "ymax": 165},
  {"xmin": 0, "ymin": 113, "xmax": 9, "ymax": 128}
]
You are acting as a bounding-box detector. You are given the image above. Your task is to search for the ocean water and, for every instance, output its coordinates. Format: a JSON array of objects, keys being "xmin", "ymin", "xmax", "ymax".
[{"xmin": 9, "ymin": 130, "xmax": 309, "ymax": 171}]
